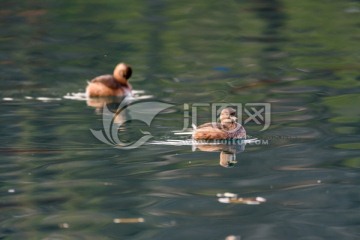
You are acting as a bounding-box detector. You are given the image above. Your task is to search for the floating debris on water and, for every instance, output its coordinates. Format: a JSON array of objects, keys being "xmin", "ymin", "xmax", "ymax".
[
  {"xmin": 113, "ymin": 218, "xmax": 145, "ymax": 224},
  {"xmin": 59, "ymin": 223, "xmax": 70, "ymax": 229},
  {"xmin": 8, "ymin": 189, "xmax": 15, "ymax": 193},
  {"xmin": 3, "ymin": 97, "xmax": 14, "ymax": 101},
  {"xmin": 217, "ymin": 192, "xmax": 266, "ymax": 205},
  {"xmin": 225, "ymin": 235, "xmax": 241, "ymax": 240}
]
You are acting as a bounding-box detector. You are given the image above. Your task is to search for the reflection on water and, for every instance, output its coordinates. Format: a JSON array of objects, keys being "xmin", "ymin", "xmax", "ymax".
[
  {"xmin": 1, "ymin": 0, "xmax": 360, "ymax": 239},
  {"xmin": 194, "ymin": 144, "xmax": 243, "ymax": 168},
  {"xmin": 152, "ymin": 139, "xmax": 250, "ymax": 168}
]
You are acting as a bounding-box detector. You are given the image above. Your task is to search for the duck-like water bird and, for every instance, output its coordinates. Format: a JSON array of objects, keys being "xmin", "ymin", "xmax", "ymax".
[
  {"xmin": 193, "ymin": 108, "xmax": 246, "ymax": 140},
  {"xmin": 86, "ymin": 62, "xmax": 132, "ymax": 97}
]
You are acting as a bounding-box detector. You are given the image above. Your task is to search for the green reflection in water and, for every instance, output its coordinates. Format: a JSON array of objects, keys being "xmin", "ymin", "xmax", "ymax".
[{"xmin": 323, "ymin": 93, "xmax": 360, "ymax": 124}]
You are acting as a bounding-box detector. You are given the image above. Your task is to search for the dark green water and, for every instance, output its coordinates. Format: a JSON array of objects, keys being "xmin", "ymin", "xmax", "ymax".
[{"xmin": 1, "ymin": 0, "xmax": 360, "ymax": 239}]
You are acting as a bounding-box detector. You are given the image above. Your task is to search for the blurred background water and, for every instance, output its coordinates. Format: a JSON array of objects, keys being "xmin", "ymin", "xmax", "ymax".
[{"xmin": 1, "ymin": 0, "xmax": 360, "ymax": 239}]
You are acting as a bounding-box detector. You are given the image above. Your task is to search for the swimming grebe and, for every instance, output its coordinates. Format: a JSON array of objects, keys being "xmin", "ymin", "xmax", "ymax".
[
  {"xmin": 86, "ymin": 63, "xmax": 132, "ymax": 97},
  {"xmin": 193, "ymin": 108, "xmax": 246, "ymax": 140}
]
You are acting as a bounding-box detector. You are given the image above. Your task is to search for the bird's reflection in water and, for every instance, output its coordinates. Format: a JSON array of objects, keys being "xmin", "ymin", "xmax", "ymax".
[
  {"xmin": 87, "ymin": 96, "xmax": 123, "ymax": 113},
  {"xmin": 86, "ymin": 96, "xmax": 139, "ymax": 147},
  {"xmin": 193, "ymin": 142, "xmax": 246, "ymax": 168},
  {"xmin": 86, "ymin": 96, "xmax": 129, "ymax": 125}
]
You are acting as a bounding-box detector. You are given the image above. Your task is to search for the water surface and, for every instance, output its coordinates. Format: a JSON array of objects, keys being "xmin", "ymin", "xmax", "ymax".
[{"xmin": 1, "ymin": 0, "xmax": 360, "ymax": 239}]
